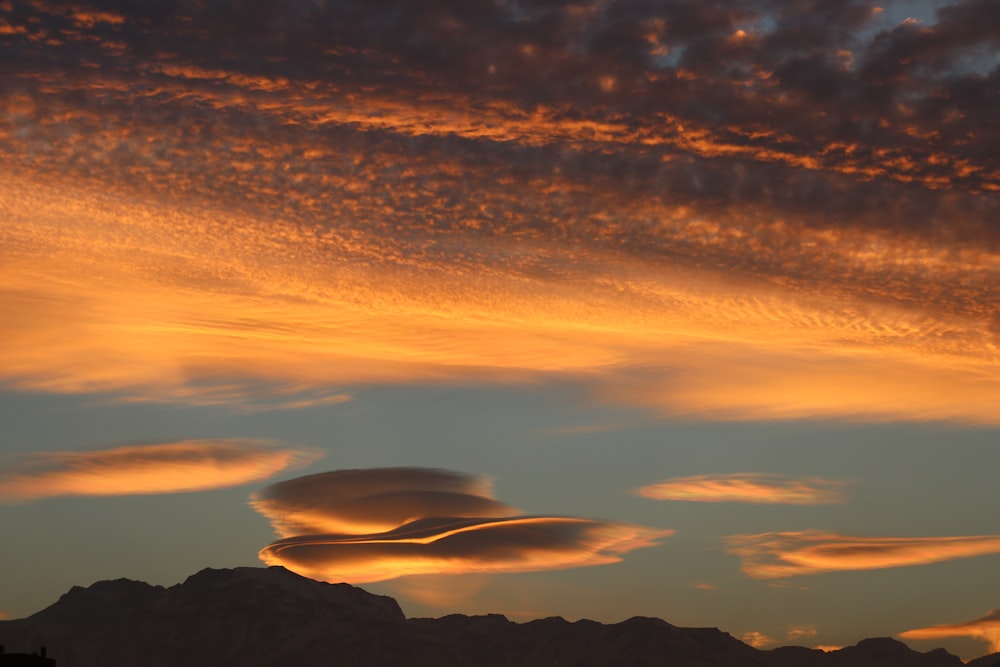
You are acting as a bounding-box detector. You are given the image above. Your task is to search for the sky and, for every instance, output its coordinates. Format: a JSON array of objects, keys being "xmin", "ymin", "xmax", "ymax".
[{"xmin": 1, "ymin": 0, "xmax": 998, "ymax": 659}]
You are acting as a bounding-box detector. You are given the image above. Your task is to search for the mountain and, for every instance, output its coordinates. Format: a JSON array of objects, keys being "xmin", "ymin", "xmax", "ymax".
[{"xmin": 0, "ymin": 566, "xmax": 991, "ymax": 667}]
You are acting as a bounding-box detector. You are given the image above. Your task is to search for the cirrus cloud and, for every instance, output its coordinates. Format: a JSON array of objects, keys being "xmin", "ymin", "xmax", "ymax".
[
  {"xmin": 636, "ymin": 473, "xmax": 849, "ymax": 504},
  {"xmin": 252, "ymin": 468, "xmax": 671, "ymax": 583},
  {"xmin": 0, "ymin": 440, "xmax": 320, "ymax": 503},
  {"xmin": 726, "ymin": 531, "xmax": 1000, "ymax": 579}
]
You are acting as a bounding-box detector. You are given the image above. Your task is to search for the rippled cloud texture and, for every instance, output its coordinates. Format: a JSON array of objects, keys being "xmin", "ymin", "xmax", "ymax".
[
  {"xmin": 636, "ymin": 473, "xmax": 849, "ymax": 504},
  {"xmin": 900, "ymin": 609, "xmax": 1000, "ymax": 654},
  {"xmin": 727, "ymin": 531, "xmax": 1000, "ymax": 579},
  {"xmin": 252, "ymin": 468, "xmax": 671, "ymax": 582},
  {"xmin": 0, "ymin": 440, "xmax": 320, "ymax": 502},
  {"xmin": 1, "ymin": 0, "xmax": 998, "ymax": 421}
]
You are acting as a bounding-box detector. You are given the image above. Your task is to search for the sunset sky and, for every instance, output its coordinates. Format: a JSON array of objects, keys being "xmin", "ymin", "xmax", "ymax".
[{"xmin": 1, "ymin": 0, "xmax": 998, "ymax": 659}]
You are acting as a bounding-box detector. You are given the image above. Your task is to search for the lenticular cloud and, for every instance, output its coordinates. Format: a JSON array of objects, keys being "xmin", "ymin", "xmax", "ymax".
[
  {"xmin": 636, "ymin": 473, "xmax": 848, "ymax": 505},
  {"xmin": 252, "ymin": 468, "xmax": 671, "ymax": 583},
  {"xmin": 0, "ymin": 439, "xmax": 320, "ymax": 502}
]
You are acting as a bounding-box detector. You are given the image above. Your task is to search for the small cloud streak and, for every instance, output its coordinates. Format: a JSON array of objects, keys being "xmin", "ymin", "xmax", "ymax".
[
  {"xmin": 726, "ymin": 531, "xmax": 1000, "ymax": 579},
  {"xmin": 253, "ymin": 468, "xmax": 671, "ymax": 583},
  {"xmin": 636, "ymin": 473, "xmax": 848, "ymax": 505},
  {"xmin": 900, "ymin": 609, "xmax": 1000, "ymax": 654},
  {"xmin": 742, "ymin": 624, "xmax": 818, "ymax": 649},
  {"xmin": 786, "ymin": 625, "xmax": 819, "ymax": 640},
  {"xmin": 741, "ymin": 631, "xmax": 776, "ymax": 648},
  {"xmin": 0, "ymin": 440, "xmax": 320, "ymax": 502}
]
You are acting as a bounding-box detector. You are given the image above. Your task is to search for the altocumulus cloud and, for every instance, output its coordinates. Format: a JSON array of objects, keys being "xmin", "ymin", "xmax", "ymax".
[
  {"xmin": 636, "ymin": 473, "xmax": 849, "ymax": 505},
  {"xmin": 726, "ymin": 531, "xmax": 1000, "ymax": 579},
  {"xmin": 900, "ymin": 608, "xmax": 1000, "ymax": 654},
  {"xmin": 252, "ymin": 468, "xmax": 671, "ymax": 583},
  {"xmin": 1, "ymin": 0, "xmax": 998, "ymax": 423},
  {"xmin": 0, "ymin": 440, "xmax": 320, "ymax": 502}
]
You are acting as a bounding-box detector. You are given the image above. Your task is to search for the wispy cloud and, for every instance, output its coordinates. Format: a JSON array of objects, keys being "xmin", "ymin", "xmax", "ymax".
[
  {"xmin": 726, "ymin": 531, "xmax": 1000, "ymax": 579},
  {"xmin": 900, "ymin": 609, "xmax": 1000, "ymax": 654},
  {"xmin": 741, "ymin": 624, "xmax": 818, "ymax": 649},
  {"xmin": 252, "ymin": 468, "xmax": 671, "ymax": 583},
  {"xmin": 785, "ymin": 625, "xmax": 819, "ymax": 641},
  {"xmin": 741, "ymin": 631, "xmax": 776, "ymax": 648},
  {"xmin": 0, "ymin": 440, "xmax": 320, "ymax": 502},
  {"xmin": 636, "ymin": 473, "xmax": 848, "ymax": 504}
]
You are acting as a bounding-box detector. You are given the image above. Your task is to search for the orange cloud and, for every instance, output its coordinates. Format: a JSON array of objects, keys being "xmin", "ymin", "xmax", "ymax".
[
  {"xmin": 636, "ymin": 473, "xmax": 848, "ymax": 504},
  {"xmin": 0, "ymin": 440, "xmax": 320, "ymax": 502},
  {"xmin": 2, "ymin": 170, "xmax": 999, "ymax": 424},
  {"xmin": 385, "ymin": 573, "xmax": 492, "ymax": 609},
  {"xmin": 741, "ymin": 631, "xmax": 776, "ymax": 648},
  {"xmin": 252, "ymin": 468, "xmax": 671, "ymax": 583},
  {"xmin": 785, "ymin": 625, "xmax": 819, "ymax": 640},
  {"xmin": 250, "ymin": 468, "xmax": 515, "ymax": 537},
  {"xmin": 899, "ymin": 609, "xmax": 1000, "ymax": 654},
  {"xmin": 726, "ymin": 531, "xmax": 1000, "ymax": 579}
]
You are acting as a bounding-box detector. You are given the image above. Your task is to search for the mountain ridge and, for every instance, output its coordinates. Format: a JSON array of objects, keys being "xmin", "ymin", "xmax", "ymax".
[{"xmin": 1, "ymin": 566, "xmax": 994, "ymax": 667}]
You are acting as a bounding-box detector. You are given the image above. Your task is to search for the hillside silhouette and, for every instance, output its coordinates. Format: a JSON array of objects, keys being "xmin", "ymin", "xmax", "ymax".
[{"xmin": 1, "ymin": 566, "xmax": 996, "ymax": 667}]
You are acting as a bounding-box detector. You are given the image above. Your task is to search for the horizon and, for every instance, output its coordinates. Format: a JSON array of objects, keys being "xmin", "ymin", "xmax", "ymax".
[
  {"xmin": 3, "ymin": 562, "xmax": 991, "ymax": 660},
  {"xmin": 1, "ymin": 0, "xmax": 998, "ymax": 662}
]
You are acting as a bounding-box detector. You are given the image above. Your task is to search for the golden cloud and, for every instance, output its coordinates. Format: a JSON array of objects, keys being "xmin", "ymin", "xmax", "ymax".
[
  {"xmin": 252, "ymin": 468, "xmax": 671, "ymax": 583},
  {"xmin": 726, "ymin": 531, "xmax": 1000, "ymax": 579},
  {"xmin": 636, "ymin": 473, "xmax": 848, "ymax": 504},
  {"xmin": 899, "ymin": 609, "xmax": 1000, "ymax": 654},
  {"xmin": 785, "ymin": 625, "xmax": 819, "ymax": 640},
  {"xmin": 1, "ymin": 0, "xmax": 999, "ymax": 425},
  {"xmin": 0, "ymin": 440, "xmax": 320, "ymax": 502},
  {"xmin": 2, "ymin": 170, "xmax": 998, "ymax": 423},
  {"xmin": 740, "ymin": 631, "xmax": 776, "ymax": 649},
  {"xmin": 250, "ymin": 468, "xmax": 515, "ymax": 537}
]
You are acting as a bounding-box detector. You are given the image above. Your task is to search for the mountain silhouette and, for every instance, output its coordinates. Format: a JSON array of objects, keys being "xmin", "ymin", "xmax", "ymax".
[{"xmin": 0, "ymin": 566, "xmax": 993, "ymax": 667}]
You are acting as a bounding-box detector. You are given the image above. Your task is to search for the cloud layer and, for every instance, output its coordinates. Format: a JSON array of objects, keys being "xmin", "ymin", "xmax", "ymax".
[
  {"xmin": 0, "ymin": 440, "xmax": 319, "ymax": 502},
  {"xmin": 252, "ymin": 468, "xmax": 671, "ymax": 583},
  {"xmin": 726, "ymin": 531, "xmax": 1000, "ymax": 578},
  {"xmin": 1, "ymin": 0, "xmax": 997, "ymax": 421},
  {"xmin": 900, "ymin": 608, "xmax": 1000, "ymax": 654},
  {"xmin": 636, "ymin": 473, "xmax": 848, "ymax": 504}
]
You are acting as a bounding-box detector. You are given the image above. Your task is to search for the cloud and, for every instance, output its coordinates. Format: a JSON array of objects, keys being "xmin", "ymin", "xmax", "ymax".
[
  {"xmin": 636, "ymin": 473, "xmax": 848, "ymax": 504},
  {"xmin": 741, "ymin": 624, "xmax": 818, "ymax": 649},
  {"xmin": 785, "ymin": 625, "xmax": 819, "ymax": 640},
  {"xmin": 385, "ymin": 573, "xmax": 492, "ymax": 609},
  {"xmin": 0, "ymin": 440, "xmax": 320, "ymax": 502},
  {"xmin": 741, "ymin": 631, "xmax": 776, "ymax": 648},
  {"xmin": 0, "ymin": 0, "xmax": 998, "ymax": 422},
  {"xmin": 250, "ymin": 468, "xmax": 515, "ymax": 537},
  {"xmin": 726, "ymin": 531, "xmax": 1000, "ymax": 579},
  {"xmin": 899, "ymin": 608, "xmax": 1000, "ymax": 654},
  {"xmin": 252, "ymin": 468, "xmax": 671, "ymax": 583}
]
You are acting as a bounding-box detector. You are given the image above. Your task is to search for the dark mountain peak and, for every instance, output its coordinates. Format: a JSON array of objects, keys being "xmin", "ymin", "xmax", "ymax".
[
  {"xmin": 830, "ymin": 637, "xmax": 964, "ymax": 666},
  {"xmin": 43, "ymin": 577, "xmax": 163, "ymax": 621},
  {"xmin": 173, "ymin": 564, "xmax": 404, "ymax": 624},
  {"xmin": 967, "ymin": 654, "xmax": 1000, "ymax": 667},
  {"xmin": 0, "ymin": 568, "xmax": 981, "ymax": 667},
  {"xmin": 618, "ymin": 615, "xmax": 673, "ymax": 627}
]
